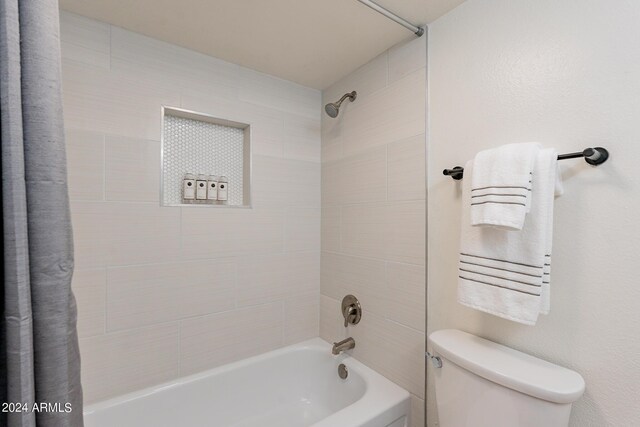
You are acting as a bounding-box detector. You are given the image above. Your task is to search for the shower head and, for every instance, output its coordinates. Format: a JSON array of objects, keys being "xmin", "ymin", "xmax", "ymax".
[{"xmin": 324, "ymin": 91, "xmax": 357, "ymax": 118}]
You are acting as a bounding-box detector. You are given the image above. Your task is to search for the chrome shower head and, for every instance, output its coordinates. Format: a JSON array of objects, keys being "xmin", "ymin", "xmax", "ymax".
[
  {"xmin": 324, "ymin": 91, "xmax": 357, "ymax": 118},
  {"xmin": 325, "ymin": 103, "xmax": 339, "ymax": 118}
]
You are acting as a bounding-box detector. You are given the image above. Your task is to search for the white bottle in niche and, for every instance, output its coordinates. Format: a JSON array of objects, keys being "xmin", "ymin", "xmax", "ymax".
[
  {"xmin": 195, "ymin": 174, "xmax": 208, "ymax": 200},
  {"xmin": 207, "ymin": 175, "xmax": 219, "ymax": 202},
  {"xmin": 217, "ymin": 176, "xmax": 229, "ymax": 202},
  {"xmin": 183, "ymin": 173, "xmax": 196, "ymax": 202}
]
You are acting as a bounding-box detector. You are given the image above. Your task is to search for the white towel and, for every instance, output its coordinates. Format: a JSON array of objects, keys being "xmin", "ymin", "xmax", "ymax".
[
  {"xmin": 470, "ymin": 143, "xmax": 540, "ymax": 230},
  {"xmin": 458, "ymin": 149, "xmax": 558, "ymax": 325},
  {"xmin": 540, "ymin": 164, "xmax": 563, "ymax": 314}
]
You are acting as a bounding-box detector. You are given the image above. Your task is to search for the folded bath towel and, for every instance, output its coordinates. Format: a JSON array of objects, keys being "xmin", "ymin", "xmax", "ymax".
[
  {"xmin": 540, "ymin": 163, "xmax": 563, "ymax": 314},
  {"xmin": 458, "ymin": 148, "xmax": 558, "ymax": 325},
  {"xmin": 470, "ymin": 143, "xmax": 540, "ymax": 230}
]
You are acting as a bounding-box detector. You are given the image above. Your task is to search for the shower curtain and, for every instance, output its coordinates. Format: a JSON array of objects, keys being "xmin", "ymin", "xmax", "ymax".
[{"xmin": 1, "ymin": 1, "xmax": 83, "ymax": 426}]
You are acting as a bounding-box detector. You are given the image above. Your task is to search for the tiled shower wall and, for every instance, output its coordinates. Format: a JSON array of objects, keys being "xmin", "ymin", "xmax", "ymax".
[
  {"xmin": 320, "ymin": 35, "xmax": 427, "ymax": 427},
  {"xmin": 60, "ymin": 11, "xmax": 321, "ymax": 403}
]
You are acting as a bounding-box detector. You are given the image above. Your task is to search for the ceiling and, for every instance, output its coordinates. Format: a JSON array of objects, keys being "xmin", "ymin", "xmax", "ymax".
[{"xmin": 59, "ymin": 0, "xmax": 464, "ymax": 89}]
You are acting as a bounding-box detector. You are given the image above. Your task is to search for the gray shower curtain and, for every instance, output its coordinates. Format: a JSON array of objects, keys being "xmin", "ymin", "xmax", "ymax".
[{"xmin": 1, "ymin": 1, "xmax": 83, "ymax": 426}]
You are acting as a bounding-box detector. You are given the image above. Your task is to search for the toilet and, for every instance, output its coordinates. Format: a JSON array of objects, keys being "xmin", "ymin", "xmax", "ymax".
[{"xmin": 428, "ymin": 330, "xmax": 585, "ymax": 427}]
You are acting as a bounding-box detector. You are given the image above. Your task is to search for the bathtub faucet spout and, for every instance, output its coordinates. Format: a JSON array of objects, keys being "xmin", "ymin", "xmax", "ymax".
[{"xmin": 332, "ymin": 337, "xmax": 356, "ymax": 355}]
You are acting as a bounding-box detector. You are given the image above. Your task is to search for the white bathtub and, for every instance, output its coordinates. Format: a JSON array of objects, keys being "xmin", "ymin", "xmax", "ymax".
[{"xmin": 83, "ymin": 338, "xmax": 410, "ymax": 427}]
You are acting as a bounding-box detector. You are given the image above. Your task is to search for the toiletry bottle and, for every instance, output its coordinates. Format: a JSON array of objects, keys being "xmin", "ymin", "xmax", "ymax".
[
  {"xmin": 183, "ymin": 173, "xmax": 196, "ymax": 203},
  {"xmin": 207, "ymin": 175, "xmax": 219, "ymax": 202},
  {"xmin": 217, "ymin": 176, "xmax": 229, "ymax": 202},
  {"xmin": 195, "ymin": 174, "xmax": 208, "ymax": 200}
]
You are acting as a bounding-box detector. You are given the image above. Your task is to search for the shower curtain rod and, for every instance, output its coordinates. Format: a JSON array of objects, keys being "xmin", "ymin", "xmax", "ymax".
[
  {"xmin": 442, "ymin": 147, "xmax": 610, "ymax": 180},
  {"xmin": 356, "ymin": 0, "xmax": 425, "ymax": 37}
]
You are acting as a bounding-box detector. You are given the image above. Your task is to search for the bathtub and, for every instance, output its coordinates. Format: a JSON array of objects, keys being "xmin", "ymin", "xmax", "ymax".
[{"xmin": 83, "ymin": 338, "xmax": 410, "ymax": 427}]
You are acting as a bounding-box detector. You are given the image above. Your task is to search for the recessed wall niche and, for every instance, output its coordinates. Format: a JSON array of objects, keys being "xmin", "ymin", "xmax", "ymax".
[{"xmin": 161, "ymin": 107, "xmax": 251, "ymax": 207}]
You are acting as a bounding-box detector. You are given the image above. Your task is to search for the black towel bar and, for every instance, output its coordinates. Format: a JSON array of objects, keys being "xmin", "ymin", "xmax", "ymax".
[{"xmin": 442, "ymin": 147, "xmax": 609, "ymax": 180}]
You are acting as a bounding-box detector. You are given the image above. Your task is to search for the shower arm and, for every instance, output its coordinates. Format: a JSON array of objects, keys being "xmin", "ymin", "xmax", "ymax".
[{"xmin": 335, "ymin": 92, "xmax": 356, "ymax": 107}]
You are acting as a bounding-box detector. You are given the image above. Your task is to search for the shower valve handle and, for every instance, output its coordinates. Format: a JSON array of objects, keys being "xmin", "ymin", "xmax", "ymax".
[
  {"xmin": 341, "ymin": 295, "xmax": 362, "ymax": 328},
  {"xmin": 343, "ymin": 306, "xmax": 357, "ymax": 327}
]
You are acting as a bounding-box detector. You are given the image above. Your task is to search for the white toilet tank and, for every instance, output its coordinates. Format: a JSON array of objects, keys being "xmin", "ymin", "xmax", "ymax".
[{"xmin": 428, "ymin": 330, "xmax": 585, "ymax": 427}]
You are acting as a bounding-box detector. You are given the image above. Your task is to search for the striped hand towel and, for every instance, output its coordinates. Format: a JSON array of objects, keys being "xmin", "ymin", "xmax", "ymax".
[
  {"xmin": 458, "ymin": 149, "xmax": 559, "ymax": 325},
  {"xmin": 470, "ymin": 143, "xmax": 541, "ymax": 230}
]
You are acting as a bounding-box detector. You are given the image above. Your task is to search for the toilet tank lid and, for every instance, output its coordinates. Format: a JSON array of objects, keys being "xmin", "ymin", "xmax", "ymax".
[{"xmin": 428, "ymin": 329, "xmax": 585, "ymax": 404}]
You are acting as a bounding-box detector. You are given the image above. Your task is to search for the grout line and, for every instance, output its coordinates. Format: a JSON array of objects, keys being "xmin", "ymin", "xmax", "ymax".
[
  {"xmin": 234, "ymin": 260, "xmax": 241, "ymax": 310},
  {"xmin": 101, "ymin": 133, "xmax": 106, "ymax": 201},
  {"xmin": 103, "ymin": 267, "xmax": 109, "ymax": 334},
  {"xmin": 107, "ymin": 23, "xmax": 112, "ymax": 71},
  {"xmin": 101, "ymin": 300, "xmax": 283, "ymax": 337},
  {"xmin": 177, "ymin": 318, "xmax": 182, "ymax": 376},
  {"xmin": 321, "ymin": 129, "xmax": 426, "ymax": 167},
  {"xmin": 385, "ymin": 317, "xmax": 426, "ymax": 335},
  {"xmin": 90, "ymin": 256, "xmax": 235, "ymax": 272},
  {"xmin": 338, "ymin": 205, "xmax": 343, "ymax": 253},
  {"xmin": 385, "ymin": 50, "xmax": 390, "ymax": 88},
  {"xmin": 281, "ymin": 300, "xmax": 286, "ymax": 345},
  {"xmin": 322, "ymin": 198, "xmax": 426, "ymax": 209},
  {"xmin": 321, "ymin": 249, "xmax": 426, "ymax": 268},
  {"xmin": 282, "ymin": 206, "xmax": 288, "ymax": 252},
  {"xmin": 385, "ymin": 144, "xmax": 389, "ymax": 202}
]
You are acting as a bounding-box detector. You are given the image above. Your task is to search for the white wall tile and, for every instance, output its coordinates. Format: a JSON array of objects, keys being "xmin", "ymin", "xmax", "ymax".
[
  {"xmin": 60, "ymin": 11, "xmax": 110, "ymax": 69},
  {"xmin": 80, "ymin": 324, "xmax": 179, "ymax": 403},
  {"xmin": 319, "ymin": 295, "xmax": 343, "ymax": 343},
  {"xmin": 69, "ymin": 202, "xmax": 108, "ymax": 268},
  {"xmin": 70, "ymin": 201, "xmax": 181, "ymax": 268},
  {"xmin": 236, "ymin": 252, "xmax": 319, "ymax": 307},
  {"xmin": 321, "ymin": 252, "xmax": 388, "ymax": 317},
  {"xmin": 284, "ymin": 291, "xmax": 320, "ymax": 345},
  {"xmin": 106, "ymin": 260, "xmax": 236, "ymax": 331},
  {"xmin": 387, "ymin": 134, "xmax": 426, "ymax": 201},
  {"xmin": 341, "ymin": 69, "xmax": 426, "ymax": 157},
  {"xmin": 284, "ymin": 112, "xmax": 322, "ymax": 162},
  {"xmin": 340, "ymin": 146, "xmax": 388, "ymax": 204},
  {"xmin": 62, "ymin": 12, "xmax": 321, "ymax": 403},
  {"xmin": 322, "ymin": 51, "xmax": 388, "ymax": 119},
  {"xmin": 62, "ymin": 61, "xmax": 180, "ymax": 141},
  {"xmin": 341, "ymin": 201, "xmax": 425, "ymax": 265},
  {"xmin": 320, "ymin": 35, "xmax": 426, "ymax": 425},
  {"xmin": 105, "ymin": 135, "xmax": 160, "ymax": 202},
  {"xmin": 65, "ymin": 130, "xmax": 104, "ymax": 201},
  {"xmin": 285, "ymin": 207, "xmax": 321, "ymax": 252},
  {"xmin": 386, "ymin": 262, "xmax": 426, "ymax": 332},
  {"xmin": 180, "ymin": 302, "xmax": 284, "ymax": 375},
  {"xmin": 110, "ymin": 26, "xmax": 240, "ymax": 91},
  {"xmin": 388, "ymin": 36, "xmax": 426, "ymax": 84},
  {"xmin": 252, "ymin": 156, "xmax": 321, "ymax": 208},
  {"xmin": 180, "ymin": 207, "xmax": 285, "ymax": 259},
  {"xmin": 72, "ymin": 268, "xmax": 106, "ymax": 338},
  {"xmin": 321, "ymin": 50, "xmax": 388, "ymax": 161},
  {"xmin": 321, "ymin": 161, "xmax": 342, "ymax": 206},
  {"xmin": 321, "ymin": 133, "xmax": 343, "ymax": 163},
  {"xmin": 323, "ymin": 147, "xmax": 390, "ymax": 206},
  {"xmin": 347, "ymin": 311, "xmax": 425, "ymax": 398},
  {"xmin": 321, "ymin": 206, "xmax": 341, "ymax": 252},
  {"xmin": 238, "ymin": 67, "xmax": 320, "ymax": 120}
]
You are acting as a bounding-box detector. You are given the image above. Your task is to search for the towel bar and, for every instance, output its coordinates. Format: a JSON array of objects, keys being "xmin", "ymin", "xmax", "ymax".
[{"xmin": 442, "ymin": 147, "xmax": 609, "ymax": 180}]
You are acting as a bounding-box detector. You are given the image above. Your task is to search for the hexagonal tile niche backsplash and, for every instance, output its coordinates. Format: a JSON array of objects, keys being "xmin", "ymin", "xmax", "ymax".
[{"xmin": 162, "ymin": 112, "xmax": 246, "ymax": 206}]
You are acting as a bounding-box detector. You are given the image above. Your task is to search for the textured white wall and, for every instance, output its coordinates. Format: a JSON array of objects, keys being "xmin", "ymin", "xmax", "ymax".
[
  {"xmin": 320, "ymin": 34, "xmax": 427, "ymax": 427},
  {"xmin": 428, "ymin": 0, "xmax": 640, "ymax": 425},
  {"xmin": 60, "ymin": 11, "xmax": 321, "ymax": 404}
]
